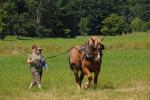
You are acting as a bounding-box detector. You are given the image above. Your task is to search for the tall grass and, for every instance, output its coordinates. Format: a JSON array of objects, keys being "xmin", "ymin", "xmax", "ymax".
[{"xmin": 0, "ymin": 32, "xmax": 150, "ymax": 55}]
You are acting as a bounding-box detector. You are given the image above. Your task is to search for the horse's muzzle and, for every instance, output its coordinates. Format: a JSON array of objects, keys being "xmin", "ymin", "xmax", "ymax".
[{"xmin": 95, "ymin": 53, "xmax": 101, "ymax": 62}]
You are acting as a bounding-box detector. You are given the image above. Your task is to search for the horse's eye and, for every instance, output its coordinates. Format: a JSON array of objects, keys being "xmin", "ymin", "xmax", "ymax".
[{"xmin": 92, "ymin": 47, "xmax": 96, "ymax": 51}]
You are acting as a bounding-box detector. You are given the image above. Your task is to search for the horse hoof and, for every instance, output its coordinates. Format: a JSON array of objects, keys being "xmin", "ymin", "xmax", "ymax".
[
  {"xmin": 83, "ymin": 82, "xmax": 89, "ymax": 89},
  {"xmin": 77, "ymin": 86, "xmax": 81, "ymax": 91}
]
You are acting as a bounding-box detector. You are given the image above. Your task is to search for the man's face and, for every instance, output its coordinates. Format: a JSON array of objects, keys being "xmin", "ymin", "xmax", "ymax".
[
  {"xmin": 36, "ymin": 49, "xmax": 41, "ymax": 55},
  {"xmin": 33, "ymin": 48, "xmax": 38, "ymax": 54}
]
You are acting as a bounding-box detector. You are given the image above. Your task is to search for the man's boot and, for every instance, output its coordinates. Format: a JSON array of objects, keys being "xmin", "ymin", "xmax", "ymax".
[
  {"xmin": 29, "ymin": 83, "xmax": 34, "ymax": 90},
  {"xmin": 37, "ymin": 84, "xmax": 43, "ymax": 91}
]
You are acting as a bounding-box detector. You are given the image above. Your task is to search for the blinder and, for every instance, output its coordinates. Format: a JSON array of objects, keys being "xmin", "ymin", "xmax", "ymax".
[
  {"xmin": 81, "ymin": 46, "xmax": 95, "ymax": 62},
  {"xmin": 81, "ymin": 43, "xmax": 103, "ymax": 62}
]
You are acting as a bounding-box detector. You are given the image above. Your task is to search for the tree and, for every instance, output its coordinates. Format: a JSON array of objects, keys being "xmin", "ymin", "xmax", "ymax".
[
  {"xmin": 0, "ymin": 9, "xmax": 7, "ymax": 40},
  {"xmin": 71, "ymin": 0, "xmax": 111, "ymax": 35},
  {"xmin": 101, "ymin": 13, "xmax": 130, "ymax": 35},
  {"xmin": 131, "ymin": 17, "xmax": 143, "ymax": 32},
  {"xmin": 141, "ymin": 22, "xmax": 150, "ymax": 32},
  {"xmin": 0, "ymin": 0, "xmax": 149, "ymax": 38},
  {"xmin": 78, "ymin": 17, "xmax": 90, "ymax": 36}
]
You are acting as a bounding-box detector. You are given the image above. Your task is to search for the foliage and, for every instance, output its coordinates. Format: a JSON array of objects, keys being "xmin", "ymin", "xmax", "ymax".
[
  {"xmin": 78, "ymin": 17, "xmax": 90, "ymax": 36},
  {"xmin": 101, "ymin": 14, "xmax": 130, "ymax": 35},
  {"xmin": 0, "ymin": 0, "xmax": 150, "ymax": 39},
  {"xmin": 131, "ymin": 17, "xmax": 143, "ymax": 32},
  {"xmin": 0, "ymin": 9, "xmax": 7, "ymax": 40},
  {"xmin": 141, "ymin": 22, "xmax": 150, "ymax": 32}
]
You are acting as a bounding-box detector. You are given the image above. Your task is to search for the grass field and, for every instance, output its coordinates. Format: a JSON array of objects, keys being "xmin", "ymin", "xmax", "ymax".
[{"xmin": 0, "ymin": 32, "xmax": 150, "ymax": 100}]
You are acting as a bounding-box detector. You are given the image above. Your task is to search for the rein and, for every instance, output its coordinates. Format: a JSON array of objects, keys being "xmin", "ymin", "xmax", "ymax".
[
  {"xmin": 45, "ymin": 44, "xmax": 101, "ymax": 61},
  {"xmin": 46, "ymin": 48, "xmax": 72, "ymax": 59},
  {"xmin": 80, "ymin": 44, "xmax": 95, "ymax": 62}
]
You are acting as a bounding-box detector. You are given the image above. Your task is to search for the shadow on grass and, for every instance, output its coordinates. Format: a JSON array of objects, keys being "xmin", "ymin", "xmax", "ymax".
[
  {"xmin": 3, "ymin": 37, "xmax": 31, "ymax": 41},
  {"xmin": 17, "ymin": 38, "xmax": 31, "ymax": 40},
  {"xmin": 3, "ymin": 39, "xmax": 15, "ymax": 41},
  {"xmin": 100, "ymin": 83, "xmax": 116, "ymax": 90}
]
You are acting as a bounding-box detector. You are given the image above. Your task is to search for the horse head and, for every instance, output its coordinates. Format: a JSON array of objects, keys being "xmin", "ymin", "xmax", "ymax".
[{"xmin": 87, "ymin": 36, "xmax": 104, "ymax": 62}]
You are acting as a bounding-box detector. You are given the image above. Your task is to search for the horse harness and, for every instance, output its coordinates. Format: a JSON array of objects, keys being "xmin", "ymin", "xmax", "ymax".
[{"xmin": 74, "ymin": 45, "xmax": 96, "ymax": 62}]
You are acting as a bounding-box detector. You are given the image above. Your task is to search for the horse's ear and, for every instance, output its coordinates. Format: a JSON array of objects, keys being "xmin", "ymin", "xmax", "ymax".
[
  {"xmin": 90, "ymin": 36, "xmax": 100, "ymax": 48},
  {"xmin": 88, "ymin": 37, "xmax": 94, "ymax": 47},
  {"xmin": 89, "ymin": 39, "xmax": 93, "ymax": 47},
  {"xmin": 91, "ymin": 37, "xmax": 95, "ymax": 41},
  {"xmin": 99, "ymin": 37, "xmax": 103, "ymax": 41}
]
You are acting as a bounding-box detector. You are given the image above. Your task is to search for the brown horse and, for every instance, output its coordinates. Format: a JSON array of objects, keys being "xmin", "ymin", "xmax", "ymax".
[{"xmin": 69, "ymin": 36, "xmax": 104, "ymax": 90}]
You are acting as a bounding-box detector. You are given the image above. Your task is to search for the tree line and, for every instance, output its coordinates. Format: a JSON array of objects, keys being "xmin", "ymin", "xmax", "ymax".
[{"xmin": 0, "ymin": 0, "xmax": 150, "ymax": 39}]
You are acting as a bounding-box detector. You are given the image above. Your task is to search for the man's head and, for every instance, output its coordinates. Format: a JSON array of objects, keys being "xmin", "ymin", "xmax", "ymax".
[{"xmin": 32, "ymin": 44, "xmax": 38, "ymax": 54}]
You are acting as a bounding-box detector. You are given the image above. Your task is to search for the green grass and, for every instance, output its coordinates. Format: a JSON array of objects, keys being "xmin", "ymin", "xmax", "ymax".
[{"xmin": 0, "ymin": 32, "xmax": 150, "ymax": 100}]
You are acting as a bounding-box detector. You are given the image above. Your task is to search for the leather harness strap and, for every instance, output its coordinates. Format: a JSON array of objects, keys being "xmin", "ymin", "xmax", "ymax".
[{"xmin": 74, "ymin": 45, "xmax": 95, "ymax": 62}]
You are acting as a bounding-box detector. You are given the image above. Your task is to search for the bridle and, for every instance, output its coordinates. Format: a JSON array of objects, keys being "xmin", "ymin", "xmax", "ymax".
[{"xmin": 79, "ymin": 43, "xmax": 102, "ymax": 62}]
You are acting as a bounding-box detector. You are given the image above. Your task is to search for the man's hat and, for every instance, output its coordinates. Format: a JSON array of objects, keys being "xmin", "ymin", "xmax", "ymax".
[{"xmin": 38, "ymin": 47, "xmax": 42, "ymax": 50}]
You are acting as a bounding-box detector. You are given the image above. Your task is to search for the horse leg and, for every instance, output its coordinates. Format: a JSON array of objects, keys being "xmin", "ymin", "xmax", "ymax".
[
  {"xmin": 83, "ymin": 67, "xmax": 92, "ymax": 88},
  {"xmin": 87, "ymin": 72, "xmax": 92, "ymax": 88},
  {"xmin": 79, "ymin": 71, "xmax": 85, "ymax": 88},
  {"xmin": 72, "ymin": 69, "xmax": 80, "ymax": 90},
  {"xmin": 94, "ymin": 71, "xmax": 100, "ymax": 88}
]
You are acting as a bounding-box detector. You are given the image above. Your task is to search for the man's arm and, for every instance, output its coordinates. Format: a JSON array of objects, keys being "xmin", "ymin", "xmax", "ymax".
[
  {"xmin": 27, "ymin": 59, "xmax": 34, "ymax": 64},
  {"xmin": 27, "ymin": 55, "xmax": 34, "ymax": 64}
]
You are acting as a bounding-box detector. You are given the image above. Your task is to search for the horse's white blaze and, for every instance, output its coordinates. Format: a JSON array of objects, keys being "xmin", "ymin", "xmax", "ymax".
[
  {"xmin": 97, "ymin": 52, "xmax": 100, "ymax": 59},
  {"xmin": 95, "ymin": 52, "xmax": 100, "ymax": 61}
]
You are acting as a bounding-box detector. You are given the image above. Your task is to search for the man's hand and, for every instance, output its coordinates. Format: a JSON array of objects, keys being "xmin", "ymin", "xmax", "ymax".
[
  {"xmin": 42, "ymin": 57, "xmax": 45, "ymax": 62},
  {"xmin": 27, "ymin": 59, "xmax": 35, "ymax": 64}
]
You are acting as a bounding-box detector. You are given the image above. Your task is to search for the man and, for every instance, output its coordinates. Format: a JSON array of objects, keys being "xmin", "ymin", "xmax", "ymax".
[{"xmin": 27, "ymin": 45, "xmax": 47, "ymax": 91}]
